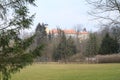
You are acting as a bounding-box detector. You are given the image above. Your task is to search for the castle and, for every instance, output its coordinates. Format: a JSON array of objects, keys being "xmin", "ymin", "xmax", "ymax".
[{"xmin": 46, "ymin": 27, "xmax": 89, "ymax": 42}]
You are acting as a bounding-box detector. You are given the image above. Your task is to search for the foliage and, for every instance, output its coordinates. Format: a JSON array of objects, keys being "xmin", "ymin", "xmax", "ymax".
[
  {"xmin": 66, "ymin": 36, "xmax": 77, "ymax": 56},
  {"xmin": 86, "ymin": 0, "xmax": 120, "ymax": 55},
  {"xmin": 111, "ymin": 26, "xmax": 120, "ymax": 52},
  {"xmin": 33, "ymin": 23, "xmax": 49, "ymax": 62},
  {"xmin": 53, "ymin": 30, "xmax": 67, "ymax": 61},
  {"xmin": 85, "ymin": 33, "xmax": 98, "ymax": 57},
  {"xmin": 0, "ymin": 0, "xmax": 43, "ymax": 80},
  {"xmin": 99, "ymin": 33, "xmax": 119, "ymax": 54},
  {"xmin": 35, "ymin": 23, "xmax": 47, "ymax": 45},
  {"xmin": 53, "ymin": 29, "xmax": 77, "ymax": 62}
]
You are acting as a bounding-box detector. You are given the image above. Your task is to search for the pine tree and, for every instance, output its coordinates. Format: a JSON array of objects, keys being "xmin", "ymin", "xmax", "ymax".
[
  {"xmin": 99, "ymin": 33, "xmax": 119, "ymax": 55},
  {"xmin": 66, "ymin": 36, "xmax": 77, "ymax": 57},
  {"xmin": 85, "ymin": 33, "xmax": 98, "ymax": 57},
  {"xmin": 52, "ymin": 30, "xmax": 66, "ymax": 61},
  {"xmin": 52, "ymin": 29, "xmax": 77, "ymax": 62},
  {"xmin": 57, "ymin": 30, "xmax": 67, "ymax": 61},
  {"xmin": 0, "ymin": 0, "xmax": 43, "ymax": 80},
  {"xmin": 35, "ymin": 23, "xmax": 47, "ymax": 46}
]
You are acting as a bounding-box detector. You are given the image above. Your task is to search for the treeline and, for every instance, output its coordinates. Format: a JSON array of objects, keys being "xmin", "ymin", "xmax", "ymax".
[
  {"xmin": 85, "ymin": 26, "xmax": 120, "ymax": 57},
  {"xmin": 52, "ymin": 29, "xmax": 77, "ymax": 62},
  {"xmin": 30, "ymin": 23, "xmax": 120, "ymax": 63},
  {"xmin": 32, "ymin": 23, "xmax": 79, "ymax": 62}
]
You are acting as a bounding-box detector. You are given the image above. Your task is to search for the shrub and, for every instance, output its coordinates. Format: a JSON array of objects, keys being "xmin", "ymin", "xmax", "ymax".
[{"xmin": 96, "ymin": 54, "xmax": 120, "ymax": 63}]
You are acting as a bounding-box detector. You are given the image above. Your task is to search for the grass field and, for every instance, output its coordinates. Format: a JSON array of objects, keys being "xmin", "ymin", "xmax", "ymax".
[{"xmin": 11, "ymin": 63, "xmax": 120, "ymax": 80}]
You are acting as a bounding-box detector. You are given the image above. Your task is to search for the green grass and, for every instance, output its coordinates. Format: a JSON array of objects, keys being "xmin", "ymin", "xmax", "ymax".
[{"xmin": 11, "ymin": 63, "xmax": 120, "ymax": 80}]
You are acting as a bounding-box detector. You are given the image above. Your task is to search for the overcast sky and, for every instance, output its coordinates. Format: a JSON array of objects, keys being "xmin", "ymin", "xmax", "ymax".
[{"xmin": 28, "ymin": 0, "xmax": 99, "ymax": 32}]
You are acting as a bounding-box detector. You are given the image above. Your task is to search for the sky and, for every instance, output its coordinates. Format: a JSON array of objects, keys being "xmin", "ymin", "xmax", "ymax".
[{"xmin": 28, "ymin": 0, "xmax": 99, "ymax": 32}]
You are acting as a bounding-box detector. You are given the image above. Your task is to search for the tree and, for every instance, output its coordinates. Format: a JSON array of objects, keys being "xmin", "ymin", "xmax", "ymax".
[
  {"xmin": 111, "ymin": 26, "xmax": 120, "ymax": 52},
  {"xmin": 52, "ymin": 46, "xmax": 61, "ymax": 61},
  {"xmin": 111, "ymin": 26, "xmax": 120, "ymax": 40},
  {"xmin": 0, "ymin": 0, "xmax": 43, "ymax": 80},
  {"xmin": 85, "ymin": 33, "xmax": 98, "ymax": 57},
  {"xmin": 86, "ymin": 0, "xmax": 120, "ymax": 26},
  {"xmin": 52, "ymin": 29, "xmax": 77, "ymax": 62},
  {"xmin": 99, "ymin": 33, "xmax": 119, "ymax": 54},
  {"xmin": 87, "ymin": 0, "xmax": 120, "ymax": 53},
  {"xmin": 73, "ymin": 25, "xmax": 82, "ymax": 53},
  {"xmin": 56, "ymin": 30, "xmax": 67, "ymax": 61},
  {"xmin": 31, "ymin": 23, "xmax": 48, "ymax": 62},
  {"xmin": 66, "ymin": 36, "xmax": 77, "ymax": 57},
  {"xmin": 34, "ymin": 23, "xmax": 47, "ymax": 48}
]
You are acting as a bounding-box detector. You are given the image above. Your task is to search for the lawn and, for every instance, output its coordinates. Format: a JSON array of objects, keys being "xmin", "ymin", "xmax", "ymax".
[{"xmin": 11, "ymin": 63, "xmax": 120, "ymax": 80}]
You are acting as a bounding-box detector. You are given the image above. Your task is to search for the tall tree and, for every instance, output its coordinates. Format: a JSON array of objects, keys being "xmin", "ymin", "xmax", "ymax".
[
  {"xmin": 0, "ymin": 0, "xmax": 43, "ymax": 80},
  {"xmin": 111, "ymin": 26, "xmax": 120, "ymax": 52},
  {"xmin": 34, "ymin": 23, "xmax": 47, "ymax": 47},
  {"xmin": 86, "ymin": 0, "xmax": 120, "ymax": 26},
  {"xmin": 52, "ymin": 29, "xmax": 77, "ymax": 62},
  {"xmin": 99, "ymin": 33, "xmax": 119, "ymax": 54},
  {"xmin": 87, "ymin": 0, "xmax": 120, "ymax": 53},
  {"xmin": 85, "ymin": 33, "xmax": 98, "ymax": 57},
  {"xmin": 31, "ymin": 23, "xmax": 47, "ymax": 62},
  {"xmin": 66, "ymin": 36, "xmax": 77, "ymax": 57},
  {"xmin": 111, "ymin": 26, "xmax": 120, "ymax": 40},
  {"xmin": 57, "ymin": 30, "xmax": 67, "ymax": 61}
]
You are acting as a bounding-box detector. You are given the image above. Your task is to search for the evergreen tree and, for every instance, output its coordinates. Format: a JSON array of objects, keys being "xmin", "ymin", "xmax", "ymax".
[
  {"xmin": 66, "ymin": 36, "xmax": 77, "ymax": 57},
  {"xmin": 52, "ymin": 45, "xmax": 61, "ymax": 61},
  {"xmin": 31, "ymin": 23, "xmax": 47, "ymax": 62},
  {"xmin": 0, "ymin": 0, "xmax": 43, "ymax": 80},
  {"xmin": 57, "ymin": 30, "xmax": 67, "ymax": 61},
  {"xmin": 52, "ymin": 29, "xmax": 77, "ymax": 62},
  {"xmin": 85, "ymin": 33, "xmax": 98, "ymax": 57},
  {"xmin": 53, "ymin": 29, "xmax": 66, "ymax": 61},
  {"xmin": 35, "ymin": 23, "xmax": 47, "ymax": 45},
  {"xmin": 99, "ymin": 33, "xmax": 119, "ymax": 55},
  {"xmin": 111, "ymin": 26, "xmax": 120, "ymax": 52}
]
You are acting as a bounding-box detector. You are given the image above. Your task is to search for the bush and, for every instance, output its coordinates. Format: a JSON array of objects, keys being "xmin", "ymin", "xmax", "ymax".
[{"xmin": 96, "ymin": 54, "xmax": 120, "ymax": 63}]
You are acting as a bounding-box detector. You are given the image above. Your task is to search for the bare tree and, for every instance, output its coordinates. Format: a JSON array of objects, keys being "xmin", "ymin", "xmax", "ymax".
[{"xmin": 86, "ymin": 0, "xmax": 120, "ymax": 26}]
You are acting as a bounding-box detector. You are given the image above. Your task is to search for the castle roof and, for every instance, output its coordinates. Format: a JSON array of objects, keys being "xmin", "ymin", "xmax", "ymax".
[{"xmin": 49, "ymin": 29, "xmax": 88, "ymax": 34}]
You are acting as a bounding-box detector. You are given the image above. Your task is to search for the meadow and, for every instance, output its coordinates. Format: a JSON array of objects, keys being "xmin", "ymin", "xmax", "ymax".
[{"xmin": 11, "ymin": 63, "xmax": 120, "ymax": 80}]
